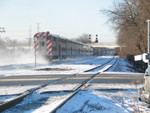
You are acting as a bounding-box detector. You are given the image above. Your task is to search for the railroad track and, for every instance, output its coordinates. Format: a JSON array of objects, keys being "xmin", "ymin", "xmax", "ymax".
[
  {"xmin": 0, "ymin": 57, "xmax": 118, "ymax": 112},
  {"xmin": 50, "ymin": 57, "xmax": 117, "ymax": 113}
]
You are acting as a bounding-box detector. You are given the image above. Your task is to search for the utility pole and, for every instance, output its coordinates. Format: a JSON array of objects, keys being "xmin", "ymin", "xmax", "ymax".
[
  {"xmin": 35, "ymin": 23, "xmax": 40, "ymax": 68},
  {"xmin": 0, "ymin": 27, "xmax": 6, "ymax": 58},
  {"xmin": 27, "ymin": 25, "xmax": 32, "ymax": 50}
]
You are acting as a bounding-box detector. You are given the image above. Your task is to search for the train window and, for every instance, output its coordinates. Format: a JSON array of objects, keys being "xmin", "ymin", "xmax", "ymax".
[
  {"xmin": 47, "ymin": 36, "xmax": 51, "ymax": 40},
  {"xmin": 61, "ymin": 39, "xmax": 66, "ymax": 43},
  {"xmin": 62, "ymin": 48, "xmax": 67, "ymax": 51},
  {"xmin": 40, "ymin": 42, "xmax": 45, "ymax": 46},
  {"xmin": 52, "ymin": 37, "xmax": 56, "ymax": 41},
  {"xmin": 52, "ymin": 47, "xmax": 57, "ymax": 51}
]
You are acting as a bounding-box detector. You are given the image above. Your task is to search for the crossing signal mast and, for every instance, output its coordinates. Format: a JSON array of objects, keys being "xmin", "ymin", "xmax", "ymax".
[
  {"xmin": 95, "ymin": 34, "xmax": 98, "ymax": 43},
  {"xmin": 88, "ymin": 34, "xmax": 99, "ymax": 43},
  {"xmin": 140, "ymin": 20, "xmax": 150, "ymax": 103},
  {"xmin": 135, "ymin": 20, "xmax": 150, "ymax": 103}
]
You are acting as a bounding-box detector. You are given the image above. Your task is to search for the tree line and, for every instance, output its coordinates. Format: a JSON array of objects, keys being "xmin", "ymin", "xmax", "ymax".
[
  {"xmin": 0, "ymin": 38, "xmax": 31, "ymax": 51},
  {"xmin": 103, "ymin": 0, "xmax": 150, "ymax": 71},
  {"xmin": 104, "ymin": 0, "xmax": 150, "ymax": 57}
]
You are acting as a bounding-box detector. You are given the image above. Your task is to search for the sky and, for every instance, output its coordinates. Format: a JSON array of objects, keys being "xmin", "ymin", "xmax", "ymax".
[{"xmin": 0, "ymin": 0, "xmax": 117, "ymax": 43}]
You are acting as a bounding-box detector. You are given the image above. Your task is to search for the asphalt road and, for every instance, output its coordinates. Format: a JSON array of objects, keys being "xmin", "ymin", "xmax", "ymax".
[{"xmin": 0, "ymin": 73, "xmax": 144, "ymax": 86}]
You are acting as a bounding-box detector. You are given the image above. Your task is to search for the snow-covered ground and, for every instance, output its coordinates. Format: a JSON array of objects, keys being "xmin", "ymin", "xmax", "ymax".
[
  {"xmin": 0, "ymin": 55, "xmax": 116, "ymax": 76},
  {"xmin": 0, "ymin": 54, "xmax": 148, "ymax": 113},
  {"xmin": 57, "ymin": 90, "xmax": 149, "ymax": 113},
  {"xmin": 2, "ymin": 90, "xmax": 150, "ymax": 113}
]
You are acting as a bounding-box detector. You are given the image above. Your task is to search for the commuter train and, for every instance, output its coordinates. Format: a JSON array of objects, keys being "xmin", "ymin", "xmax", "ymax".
[{"xmin": 33, "ymin": 31, "xmax": 93, "ymax": 59}]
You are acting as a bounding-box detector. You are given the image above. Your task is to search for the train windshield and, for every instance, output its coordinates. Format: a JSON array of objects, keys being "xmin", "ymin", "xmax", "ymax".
[{"xmin": 47, "ymin": 36, "xmax": 51, "ymax": 40}]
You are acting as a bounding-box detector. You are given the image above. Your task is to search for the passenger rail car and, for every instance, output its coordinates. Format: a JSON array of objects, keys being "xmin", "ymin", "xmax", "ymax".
[{"xmin": 33, "ymin": 32, "xmax": 93, "ymax": 59}]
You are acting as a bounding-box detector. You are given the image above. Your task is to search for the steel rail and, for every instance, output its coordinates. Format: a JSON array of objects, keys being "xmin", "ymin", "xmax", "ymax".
[
  {"xmin": 50, "ymin": 57, "xmax": 117, "ymax": 113},
  {"xmin": 84, "ymin": 56, "xmax": 115, "ymax": 72},
  {"xmin": 0, "ymin": 56, "xmax": 116, "ymax": 112}
]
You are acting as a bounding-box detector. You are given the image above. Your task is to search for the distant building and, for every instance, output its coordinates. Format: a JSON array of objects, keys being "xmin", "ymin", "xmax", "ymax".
[{"xmin": 86, "ymin": 43, "xmax": 120, "ymax": 56}]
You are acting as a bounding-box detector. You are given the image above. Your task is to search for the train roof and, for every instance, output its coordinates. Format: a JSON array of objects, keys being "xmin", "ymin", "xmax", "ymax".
[
  {"xmin": 51, "ymin": 34, "xmax": 85, "ymax": 45},
  {"xmin": 34, "ymin": 32, "xmax": 85, "ymax": 45}
]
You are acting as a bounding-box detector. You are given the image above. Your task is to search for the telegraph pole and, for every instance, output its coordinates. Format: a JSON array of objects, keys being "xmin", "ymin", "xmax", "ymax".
[
  {"xmin": 28, "ymin": 25, "xmax": 32, "ymax": 50},
  {"xmin": 35, "ymin": 23, "xmax": 40, "ymax": 68}
]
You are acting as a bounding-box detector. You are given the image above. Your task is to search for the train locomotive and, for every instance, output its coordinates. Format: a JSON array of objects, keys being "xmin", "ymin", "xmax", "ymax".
[{"xmin": 33, "ymin": 31, "xmax": 93, "ymax": 59}]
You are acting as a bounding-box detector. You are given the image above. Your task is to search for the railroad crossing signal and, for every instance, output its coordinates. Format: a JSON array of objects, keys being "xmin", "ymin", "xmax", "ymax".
[
  {"xmin": 134, "ymin": 53, "xmax": 149, "ymax": 63},
  {"xmin": 134, "ymin": 20, "xmax": 150, "ymax": 64}
]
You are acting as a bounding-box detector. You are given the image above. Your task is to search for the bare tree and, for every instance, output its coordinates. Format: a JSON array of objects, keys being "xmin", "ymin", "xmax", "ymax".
[
  {"xmin": 0, "ymin": 38, "xmax": 6, "ymax": 50},
  {"xmin": 74, "ymin": 33, "xmax": 91, "ymax": 43},
  {"xmin": 103, "ymin": 0, "xmax": 150, "ymax": 57}
]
